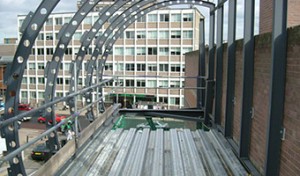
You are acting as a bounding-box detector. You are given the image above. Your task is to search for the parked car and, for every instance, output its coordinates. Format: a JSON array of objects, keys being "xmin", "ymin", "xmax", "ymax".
[
  {"xmin": 31, "ymin": 143, "xmax": 52, "ymax": 161},
  {"xmin": 18, "ymin": 103, "xmax": 33, "ymax": 121},
  {"xmin": 37, "ymin": 114, "xmax": 66, "ymax": 124}
]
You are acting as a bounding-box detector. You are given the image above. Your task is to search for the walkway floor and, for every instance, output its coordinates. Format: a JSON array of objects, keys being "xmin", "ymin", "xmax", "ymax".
[{"xmin": 60, "ymin": 128, "xmax": 247, "ymax": 176}]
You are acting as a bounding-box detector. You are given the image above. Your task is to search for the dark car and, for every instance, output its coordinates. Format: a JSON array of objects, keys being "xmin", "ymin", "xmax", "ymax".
[{"xmin": 31, "ymin": 143, "xmax": 52, "ymax": 161}]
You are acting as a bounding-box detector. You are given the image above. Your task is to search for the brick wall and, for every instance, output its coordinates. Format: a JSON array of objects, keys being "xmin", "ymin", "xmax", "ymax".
[
  {"xmin": 184, "ymin": 25, "xmax": 300, "ymax": 175},
  {"xmin": 260, "ymin": 0, "xmax": 300, "ymax": 34}
]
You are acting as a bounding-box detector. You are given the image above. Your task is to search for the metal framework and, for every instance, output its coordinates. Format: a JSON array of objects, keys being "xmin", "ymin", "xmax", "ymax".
[{"xmin": 0, "ymin": 0, "xmax": 289, "ymax": 175}]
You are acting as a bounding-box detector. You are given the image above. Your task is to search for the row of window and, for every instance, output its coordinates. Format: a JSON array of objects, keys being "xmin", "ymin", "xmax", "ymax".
[
  {"xmin": 35, "ymin": 30, "xmax": 193, "ymax": 41},
  {"xmin": 21, "ymin": 91, "xmax": 181, "ymax": 105},
  {"xmin": 26, "ymin": 62, "xmax": 71, "ymax": 71},
  {"xmin": 110, "ymin": 79, "xmax": 183, "ymax": 88},
  {"xmin": 31, "ymin": 47, "xmax": 192, "ymax": 56},
  {"xmin": 19, "ymin": 13, "xmax": 193, "ymax": 27},
  {"xmin": 111, "ymin": 63, "xmax": 184, "ymax": 72}
]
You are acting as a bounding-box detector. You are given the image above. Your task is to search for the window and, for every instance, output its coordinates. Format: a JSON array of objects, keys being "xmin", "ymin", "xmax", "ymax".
[
  {"xmin": 183, "ymin": 31, "xmax": 193, "ymax": 39},
  {"xmin": 46, "ymin": 18, "xmax": 53, "ymax": 26},
  {"xmin": 29, "ymin": 77, "xmax": 36, "ymax": 84},
  {"xmin": 46, "ymin": 48, "xmax": 54, "ymax": 55},
  {"xmin": 105, "ymin": 63, "xmax": 113, "ymax": 71},
  {"xmin": 64, "ymin": 48, "xmax": 72, "ymax": 55},
  {"xmin": 170, "ymin": 81, "xmax": 180, "ymax": 88},
  {"xmin": 55, "ymin": 17, "xmax": 63, "ymax": 25},
  {"xmin": 137, "ymin": 16, "xmax": 146, "ymax": 22},
  {"xmin": 38, "ymin": 77, "xmax": 45, "ymax": 84},
  {"xmin": 137, "ymin": 64, "xmax": 146, "ymax": 71},
  {"xmin": 37, "ymin": 63, "xmax": 44, "ymax": 70},
  {"xmin": 116, "ymin": 79, "xmax": 124, "ymax": 87},
  {"xmin": 159, "ymin": 64, "xmax": 169, "ymax": 72},
  {"xmin": 148, "ymin": 47, "xmax": 157, "ymax": 55},
  {"xmin": 171, "ymin": 64, "xmax": 181, "ymax": 72},
  {"xmin": 182, "ymin": 47, "xmax": 193, "ymax": 54},
  {"xmin": 74, "ymin": 32, "xmax": 82, "ymax": 40},
  {"xmin": 147, "ymin": 80, "xmax": 157, "ymax": 87},
  {"xmin": 171, "ymin": 31, "xmax": 181, "ymax": 38},
  {"xmin": 64, "ymin": 17, "xmax": 72, "ymax": 23},
  {"xmin": 148, "ymin": 31, "xmax": 157, "ymax": 39},
  {"xmin": 30, "ymin": 92, "xmax": 37, "ymax": 99},
  {"xmin": 125, "ymin": 47, "xmax": 135, "ymax": 55},
  {"xmin": 125, "ymin": 64, "xmax": 135, "ymax": 71},
  {"xmin": 84, "ymin": 16, "xmax": 92, "ymax": 24},
  {"xmin": 137, "ymin": 47, "xmax": 146, "ymax": 55},
  {"xmin": 37, "ymin": 33, "xmax": 44, "ymax": 40},
  {"xmin": 37, "ymin": 48, "xmax": 44, "ymax": 55},
  {"xmin": 159, "ymin": 80, "xmax": 168, "ymax": 88},
  {"xmin": 170, "ymin": 47, "xmax": 181, "ymax": 55},
  {"xmin": 115, "ymin": 63, "xmax": 124, "ymax": 71},
  {"xmin": 22, "ymin": 77, "xmax": 27, "ymax": 84},
  {"xmin": 170, "ymin": 97, "xmax": 180, "ymax": 105},
  {"xmin": 21, "ymin": 91, "xmax": 28, "ymax": 99},
  {"xmin": 125, "ymin": 80, "xmax": 134, "ymax": 87},
  {"xmin": 148, "ymin": 64, "xmax": 157, "ymax": 71},
  {"xmin": 59, "ymin": 63, "xmax": 63, "ymax": 70},
  {"xmin": 114, "ymin": 47, "xmax": 124, "ymax": 55},
  {"xmin": 28, "ymin": 63, "xmax": 36, "ymax": 70},
  {"xmin": 171, "ymin": 14, "xmax": 181, "ymax": 22},
  {"xmin": 183, "ymin": 13, "xmax": 193, "ymax": 21},
  {"xmin": 65, "ymin": 78, "xmax": 70, "ymax": 85},
  {"xmin": 148, "ymin": 14, "xmax": 157, "ymax": 22},
  {"xmin": 136, "ymin": 31, "xmax": 146, "ymax": 39},
  {"xmin": 160, "ymin": 14, "xmax": 169, "ymax": 22},
  {"xmin": 125, "ymin": 31, "xmax": 135, "ymax": 39},
  {"xmin": 159, "ymin": 47, "xmax": 169, "ymax": 56},
  {"xmin": 38, "ymin": 92, "xmax": 45, "ymax": 99},
  {"xmin": 45, "ymin": 33, "xmax": 53, "ymax": 40},
  {"xmin": 159, "ymin": 97, "xmax": 168, "ymax": 104},
  {"xmin": 64, "ymin": 63, "xmax": 71, "ymax": 71},
  {"xmin": 56, "ymin": 92, "xmax": 63, "ymax": 97},
  {"xmin": 137, "ymin": 80, "xmax": 145, "ymax": 87},
  {"xmin": 56, "ymin": 78, "xmax": 63, "ymax": 85},
  {"xmin": 159, "ymin": 31, "xmax": 169, "ymax": 39}
]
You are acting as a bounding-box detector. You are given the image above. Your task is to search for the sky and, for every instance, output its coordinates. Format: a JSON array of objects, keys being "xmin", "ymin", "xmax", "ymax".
[{"xmin": 0, "ymin": 0, "xmax": 260, "ymax": 44}]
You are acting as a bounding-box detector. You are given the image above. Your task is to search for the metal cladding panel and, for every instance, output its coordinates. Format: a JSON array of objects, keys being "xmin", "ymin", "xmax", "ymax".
[{"xmin": 61, "ymin": 128, "xmax": 248, "ymax": 176}]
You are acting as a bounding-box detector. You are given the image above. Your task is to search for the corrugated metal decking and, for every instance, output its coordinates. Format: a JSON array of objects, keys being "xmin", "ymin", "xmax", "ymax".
[{"xmin": 61, "ymin": 129, "xmax": 248, "ymax": 176}]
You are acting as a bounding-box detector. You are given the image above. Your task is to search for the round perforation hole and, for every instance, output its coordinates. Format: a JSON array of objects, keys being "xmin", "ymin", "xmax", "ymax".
[
  {"xmin": 12, "ymin": 73, "xmax": 19, "ymax": 80},
  {"xmin": 23, "ymin": 40, "xmax": 30, "ymax": 47},
  {"xmin": 9, "ymin": 141, "xmax": 16, "ymax": 148},
  {"xmin": 55, "ymin": 56, "xmax": 60, "ymax": 62},
  {"xmin": 51, "ymin": 69, "xmax": 56, "ymax": 74},
  {"xmin": 48, "ymin": 81, "xmax": 53, "ymax": 87},
  {"xmin": 47, "ymin": 107, "xmax": 52, "ymax": 113},
  {"xmin": 78, "ymin": 56, "xmax": 82, "ymax": 61},
  {"xmin": 9, "ymin": 91, "xmax": 16, "ymax": 97},
  {"xmin": 17, "ymin": 56, "xmax": 24, "ymax": 63},
  {"xmin": 72, "ymin": 20, "xmax": 78, "ymax": 26},
  {"xmin": 71, "ymin": 107, "xmax": 75, "ymax": 111},
  {"xmin": 80, "ymin": 11, "xmax": 86, "ymax": 16},
  {"xmin": 59, "ymin": 44, "xmax": 65, "ymax": 49},
  {"xmin": 40, "ymin": 8, "xmax": 47, "ymax": 15},
  {"xmin": 8, "ymin": 107, "xmax": 14, "ymax": 114},
  {"xmin": 87, "ymin": 99, "xmax": 91, "ymax": 103},
  {"xmin": 50, "ymin": 132, "xmax": 55, "ymax": 138},
  {"xmin": 65, "ymin": 32, "xmax": 71, "ymax": 38},
  {"xmin": 106, "ymin": 12, "xmax": 111, "ymax": 16},
  {"xmin": 13, "ymin": 157, "xmax": 19, "ymax": 164},
  {"xmin": 31, "ymin": 23, "xmax": 38, "ymax": 31},
  {"xmin": 8, "ymin": 124, "xmax": 14, "ymax": 131}
]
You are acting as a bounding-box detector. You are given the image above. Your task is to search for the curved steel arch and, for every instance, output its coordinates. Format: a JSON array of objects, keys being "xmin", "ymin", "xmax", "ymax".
[
  {"xmin": 2, "ymin": 1, "xmax": 59, "ymax": 174},
  {"xmin": 67, "ymin": 0, "xmax": 143, "ymax": 122},
  {"xmin": 83, "ymin": 0, "xmax": 215, "ymax": 119}
]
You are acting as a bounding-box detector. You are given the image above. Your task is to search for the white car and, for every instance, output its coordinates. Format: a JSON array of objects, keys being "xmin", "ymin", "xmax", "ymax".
[{"xmin": 21, "ymin": 116, "xmax": 32, "ymax": 121}]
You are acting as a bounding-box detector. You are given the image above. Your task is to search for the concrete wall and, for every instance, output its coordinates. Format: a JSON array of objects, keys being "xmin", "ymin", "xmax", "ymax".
[{"xmin": 184, "ymin": 25, "xmax": 300, "ymax": 175}]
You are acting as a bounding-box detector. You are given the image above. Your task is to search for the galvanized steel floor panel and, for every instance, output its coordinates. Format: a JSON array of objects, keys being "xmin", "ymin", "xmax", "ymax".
[{"xmin": 60, "ymin": 129, "xmax": 247, "ymax": 176}]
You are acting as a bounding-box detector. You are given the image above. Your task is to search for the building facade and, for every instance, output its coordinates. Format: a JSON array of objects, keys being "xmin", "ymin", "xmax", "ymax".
[
  {"xmin": 260, "ymin": 0, "xmax": 300, "ymax": 33},
  {"xmin": 18, "ymin": 6, "xmax": 202, "ymax": 109}
]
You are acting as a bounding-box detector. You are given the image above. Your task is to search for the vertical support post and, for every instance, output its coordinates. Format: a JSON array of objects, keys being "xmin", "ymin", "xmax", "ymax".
[
  {"xmin": 239, "ymin": 0, "xmax": 255, "ymax": 158},
  {"xmin": 214, "ymin": 0, "xmax": 224, "ymax": 125},
  {"xmin": 265, "ymin": 0, "xmax": 287, "ymax": 175},
  {"xmin": 96, "ymin": 60, "xmax": 100, "ymax": 117},
  {"xmin": 74, "ymin": 62, "xmax": 79, "ymax": 148},
  {"xmin": 197, "ymin": 18, "xmax": 206, "ymax": 109},
  {"xmin": 204, "ymin": 8, "xmax": 215, "ymax": 125},
  {"xmin": 225, "ymin": 0, "xmax": 236, "ymax": 137}
]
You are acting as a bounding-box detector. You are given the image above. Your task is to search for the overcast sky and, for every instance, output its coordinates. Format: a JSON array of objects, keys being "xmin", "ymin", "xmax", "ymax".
[{"xmin": 0, "ymin": 0, "xmax": 259, "ymax": 44}]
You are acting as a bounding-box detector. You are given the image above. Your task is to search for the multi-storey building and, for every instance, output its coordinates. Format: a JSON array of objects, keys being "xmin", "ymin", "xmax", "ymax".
[{"xmin": 18, "ymin": 2, "xmax": 203, "ymax": 109}]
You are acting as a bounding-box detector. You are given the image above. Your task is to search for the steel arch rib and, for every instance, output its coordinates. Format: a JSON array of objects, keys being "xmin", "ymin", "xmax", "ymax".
[
  {"xmin": 83, "ymin": 0, "xmax": 215, "ymax": 119},
  {"xmin": 43, "ymin": 0, "xmax": 110, "ymax": 152},
  {"xmin": 2, "ymin": 1, "xmax": 59, "ymax": 175}
]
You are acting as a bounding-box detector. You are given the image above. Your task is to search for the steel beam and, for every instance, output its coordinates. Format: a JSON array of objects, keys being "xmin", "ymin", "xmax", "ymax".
[
  {"xmin": 224, "ymin": 0, "xmax": 236, "ymax": 138},
  {"xmin": 1, "ymin": 1, "xmax": 59, "ymax": 175},
  {"xmin": 239, "ymin": 0, "xmax": 255, "ymax": 158},
  {"xmin": 198, "ymin": 19, "xmax": 206, "ymax": 109},
  {"xmin": 265, "ymin": 0, "xmax": 288, "ymax": 175},
  {"xmin": 214, "ymin": 0, "xmax": 224, "ymax": 125},
  {"xmin": 204, "ymin": 9, "xmax": 216, "ymax": 126}
]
